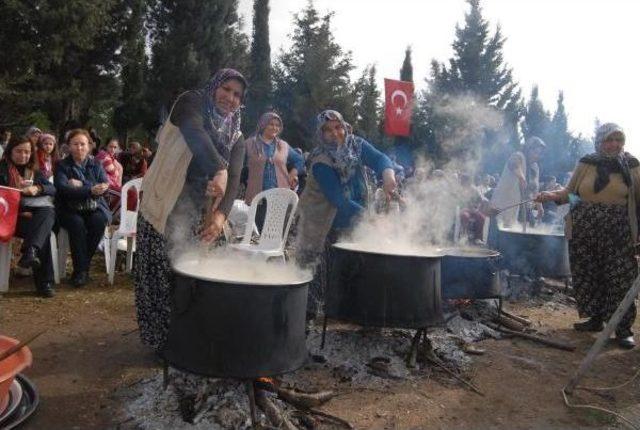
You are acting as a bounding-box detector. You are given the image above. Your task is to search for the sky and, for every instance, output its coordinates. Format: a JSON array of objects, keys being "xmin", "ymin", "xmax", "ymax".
[{"xmin": 237, "ymin": 0, "xmax": 640, "ymax": 153}]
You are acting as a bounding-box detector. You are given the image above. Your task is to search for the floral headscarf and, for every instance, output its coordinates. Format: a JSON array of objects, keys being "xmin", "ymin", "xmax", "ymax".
[
  {"xmin": 201, "ymin": 68, "xmax": 248, "ymax": 165},
  {"xmin": 310, "ymin": 110, "xmax": 363, "ymax": 184}
]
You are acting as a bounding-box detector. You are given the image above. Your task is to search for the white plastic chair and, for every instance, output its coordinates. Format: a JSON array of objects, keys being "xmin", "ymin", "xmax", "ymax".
[
  {"xmin": 108, "ymin": 178, "xmax": 142, "ymax": 284},
  {"xmin": 0, "ymin": 240, "xmax": 11, "ymax": 292},
  {"xmin": 226, "ymin": 199, "xmax": 258, "ymax": 241},
  {"xmin": 1, "ymin": 233, "xmax": 60, "ymax": 293},
  {"xmin": 230, "ymin": 189, "xmax": 298, "ymax": 262}
]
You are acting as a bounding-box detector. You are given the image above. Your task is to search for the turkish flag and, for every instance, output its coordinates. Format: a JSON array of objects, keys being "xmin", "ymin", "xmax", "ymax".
[
  {"xmin": 0, "ymin": 186, "xmax": 20, "ymax": 243},
  {"xmin": 384, "ymin": 79, "xmax": 414, "ymax": 137}
]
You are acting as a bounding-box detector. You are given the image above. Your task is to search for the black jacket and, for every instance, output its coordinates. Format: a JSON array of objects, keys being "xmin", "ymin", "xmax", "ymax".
[{"xmin": 54, "ymin": 156, "xmax": 111, "ymax": 222}]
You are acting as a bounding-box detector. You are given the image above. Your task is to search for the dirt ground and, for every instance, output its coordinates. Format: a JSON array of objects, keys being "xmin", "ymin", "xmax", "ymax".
[{"xmin": 2, "ymin": 263, "xmax": 640, "ymax": 430}]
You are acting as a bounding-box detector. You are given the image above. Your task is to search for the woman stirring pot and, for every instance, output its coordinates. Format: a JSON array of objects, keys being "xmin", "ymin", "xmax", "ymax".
[{"xmin": 537, "ymin": 123, "xmax": 640, "ymax": 349}]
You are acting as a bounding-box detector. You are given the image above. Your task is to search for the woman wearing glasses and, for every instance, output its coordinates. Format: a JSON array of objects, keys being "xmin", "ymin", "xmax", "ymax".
[{"xmin": 537, "ymin": 123, "xmax": 640, "ymax": 348}]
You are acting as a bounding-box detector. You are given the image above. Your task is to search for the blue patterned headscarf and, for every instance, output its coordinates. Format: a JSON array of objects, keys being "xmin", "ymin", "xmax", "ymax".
[
  {"xmin": 310, "ymin": 110, "xmax": 363, "ymax": 184},
  {"xmin": 202, "ymin": 68, "xmax": 248, "ymax": 165}
]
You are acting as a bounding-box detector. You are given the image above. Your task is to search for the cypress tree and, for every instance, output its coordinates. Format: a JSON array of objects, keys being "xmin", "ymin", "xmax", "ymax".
[
  {"xmin": 273, "ymin": 1, "xmax": 355, "ymax": 150},
  {"xmin": 113, "ymin": 0, "xmax": 148, "ymax": 141},
  {"xmin": 353, "ymin": 65, "xmax": 381, "ymax": 142},
  {"xmin": 246, "ymin": 0, "xmax": 273, "ymax": 132},
  {"xmin": 522, "ymin": 85, "xmax": 551, "ymax": 141},
  {"xmin": 146, "ymin": 0, "xmax": 249, "ymax": 120},
  {"xmin": 400, "ymin": 46, "xmax": 413, "ymax": 82},
  {"xmin": 419, "ymin": 0, "xmax": 523, "ymax": 170}
]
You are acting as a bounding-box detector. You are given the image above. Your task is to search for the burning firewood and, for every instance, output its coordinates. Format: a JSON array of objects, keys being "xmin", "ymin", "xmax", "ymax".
[{"xmin": 255, "ymin": 391, "xmax": 299, "ymax": 430}]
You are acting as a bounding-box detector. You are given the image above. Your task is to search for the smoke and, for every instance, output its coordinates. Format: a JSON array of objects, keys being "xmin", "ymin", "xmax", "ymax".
[
  {"xmin": 172, "ymin": 248, "xmax": 312, "ymax": 285},
  {"xmin": 165, "ymin": 195, "xmax": 311, "ymax": 285},
  {"xmin": 341, "ymin": 95, "xmax": 507, "ymax": 254},
  {"xmin": 344, "ymin": 172, "xmax": 467, "ymax": 254},
  {"xmin": 431, "ymin": 94, "xmax": 506, "ymax": 173}
]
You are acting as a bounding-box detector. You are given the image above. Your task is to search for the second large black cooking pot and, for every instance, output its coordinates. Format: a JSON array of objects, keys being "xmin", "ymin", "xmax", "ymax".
[{"xmin": 327, "ymin": 243, "xmax": 444, "ymax": 328}]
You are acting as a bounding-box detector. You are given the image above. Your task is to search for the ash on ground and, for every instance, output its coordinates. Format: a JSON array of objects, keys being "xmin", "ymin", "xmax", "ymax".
[
  {"xmin": 118, "ymin": 372, "xmax": 255, "ymax": 430},
  {"xmin": 117, "ymin": 301, "xmax": 504, "ymax": 429}
]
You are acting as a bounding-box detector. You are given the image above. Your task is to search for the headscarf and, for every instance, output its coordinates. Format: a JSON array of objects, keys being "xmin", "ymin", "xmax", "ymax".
[
  {"xmin": 310, "ymin": 110, "xmax": 363, "ymax": 184},
  {"xmin": 201, "ymin": 68, "xmax": 248, "ymax": 165},
  {"xmin": 581, "ymin": 123, "xmax": 639, "ymax": 193},
  {"xmin": 256, "ymin": 112, "xmax": 283, "ymax": 136}
]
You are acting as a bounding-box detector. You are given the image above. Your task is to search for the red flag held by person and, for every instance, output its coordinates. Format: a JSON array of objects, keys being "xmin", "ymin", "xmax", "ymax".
[
  {"xmin": 0, "ymin": 186, "xmax": 20, "ymax": 243},
  {"xmin": 384, "ymin": 79, "xmax": 414, "ymax": 137}
]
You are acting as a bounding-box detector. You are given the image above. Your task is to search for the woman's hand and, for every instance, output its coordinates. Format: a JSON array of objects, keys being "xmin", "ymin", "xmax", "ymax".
[
  {"xmin": 288, "ymin": 168, "xmax": 299, "ymax": 190},
  {"xmin": 535, "ymin": 191, "xmax": 557, "ymax": 203},
  {"xmin": 201, "ymin": 210, "xmax": 226, "ymax": 243},
  {"xmin": 207, "ymin": 169, "xmax": 228, "ymax": 198},
  {"xmin": 20, "ymin": 186, "xmax": 40, "ymax": 196},
  {"xmin": 91, "ymin": 183, "xmax": 109, "ymax": 196},
  {"xmin": 69, "ymin": 178, "xmax": 83, "ymax": 188},
  {"xmin": 382, "ymin": 169, "xmax": 397, "ymax": 200}
]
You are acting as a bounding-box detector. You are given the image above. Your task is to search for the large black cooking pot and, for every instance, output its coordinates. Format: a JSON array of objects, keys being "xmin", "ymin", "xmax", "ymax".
[
  {"xmin": 441, "ymin": 248, "xmax": 502, "ymax": 299},
  {"xmin": 163, "ymin": 267, "xmax": 311, "ymax": 379},
  {"xmin": 497, "ymin": 228, "xmax": 571, "ymax": 278},
  {"xmin": 328, "ymin": 243, "xmax": 444, "ymax": 328}
]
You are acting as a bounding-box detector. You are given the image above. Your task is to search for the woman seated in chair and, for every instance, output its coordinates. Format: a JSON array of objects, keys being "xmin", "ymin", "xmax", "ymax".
[
  {"xmin": 295, "ymin": 110, "xmax": 397, "ymax": 320},
  {"xmin": 244, "ymin": 112, "xmax": 304, "ymax": 231},
  {"xmin": 0, "ymin": 138, "xmax": 57, "ymax": 297},
  {"xmin": 55, "ymin": 129, "xmax": 111, "ymax": 287}
]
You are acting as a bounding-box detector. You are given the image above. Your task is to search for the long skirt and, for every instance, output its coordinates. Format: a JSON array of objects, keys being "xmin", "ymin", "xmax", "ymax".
[
  {"xmin": 305, "ymin": 229, "xmax": 339, "ymax": 320},
  {"xmin": 569, "ymin": 202, "xmax": 637, "ymax": 334},
  {"xmin": 134, "ymin": 215, "xmax": 174, "ymax": 351}
]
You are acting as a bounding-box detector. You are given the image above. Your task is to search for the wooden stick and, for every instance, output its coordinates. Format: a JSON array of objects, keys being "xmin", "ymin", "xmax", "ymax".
[
  {"xmin": 277, "ymin": 387, "xmax": 336, "ymax": 409},
  {"xmin": 307, "ymin": 408, "xmax": 355, "ymax": 429},
  {"xmin": 0, "ymin": 330, "xmax": 45, "ymax": 362},
  {"xmin": 565, "ymin": 273, "xmax": 640, "ymax": 394},
  {"xmin": 492, "ymin": 314, "xmax": 526, "ymax": 332},
  {"xmin": 255, "ymin": 390, "xmax": 299, "ymax": 430},
  {"xmin": 424, "ymin": 355, "xmax": 484, "ymax": 396},
  {"xmin": 488, "ymin": 323, "xmax": 576, "ymax": 352},
  {"xmin": 499, "ymin": 309, "xmax": 532, "ymax": 326},
  {"xmin": 495, "ymin": 199, "xmax": 535, "ymax": 214}
]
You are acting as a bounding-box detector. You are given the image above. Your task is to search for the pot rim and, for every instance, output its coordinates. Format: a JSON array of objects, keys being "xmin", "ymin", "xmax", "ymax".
[
  {"xmin": 498, "ymin": 227, "xmax": 565, "ymax": 238},
  {"xmin": 442, "ymin": 247, "xmax": 501, "ymax": 258},
  {"xmin": 171, "ymin": 266, "xmax": 313, "ymax": 287},
  {"xmin": 333, "ymin": 242, "xmax": 444, "ymax": 258}
]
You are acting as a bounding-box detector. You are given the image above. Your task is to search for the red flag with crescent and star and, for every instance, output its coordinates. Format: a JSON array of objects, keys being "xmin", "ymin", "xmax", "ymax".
[
  {"xmin": 384, "ymin": 78, "xmax": 414, "ymax": 137},
  {"xmin": 0, "ymin": 186, "xmax": 20, "ymax": 243}
]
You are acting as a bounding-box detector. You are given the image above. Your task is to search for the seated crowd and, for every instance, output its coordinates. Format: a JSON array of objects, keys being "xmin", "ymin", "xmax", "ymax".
[{"xmin": 0, "ymin": 126, "xmax": 153, "ymax": 298}]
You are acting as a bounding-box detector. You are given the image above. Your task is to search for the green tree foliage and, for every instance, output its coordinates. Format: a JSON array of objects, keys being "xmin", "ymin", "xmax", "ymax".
[
  {"xmin": 353, "ymin": 65, "xmax": 381, "ymax": 142},
  {"xmin": 245, "ymin": 0, "xmax": 273, "ymax": 132},
  {"xmin": 416, "ymin": 0, "xmax": 523, "ymax": 170},
  {"xmin": 146, "ymin": 0, "xmax": 249, "ymax": 126},
  {"xmin": 400, "ymin": 46, "xmax": 413, "ymax": 83},
  {"xmin": 0, "ymin": 0, "xmax": 125, "ymax": 134},
  {"xmin": 522, "ymin": 85, "xmax": 551, "ymax": 142},
  {"xmin": 546, "ymin": 91, "xmax": 575, "ymax": 175},
  {"xmin": 272, "ymin": 1, "xmax": 355, "ymax": 150},
  {"xmin": 113, "ymin": 0, "xmax": 148, "ymax": 141}
]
